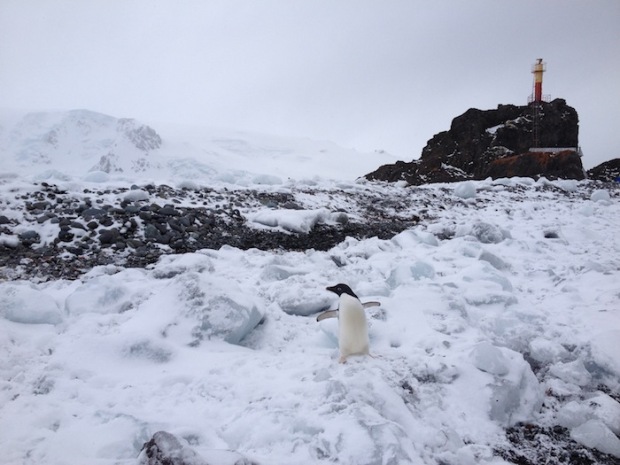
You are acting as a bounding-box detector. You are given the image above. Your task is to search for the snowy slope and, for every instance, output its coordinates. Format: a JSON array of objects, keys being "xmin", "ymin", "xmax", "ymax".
[
  {"xmin": 1, "ymin": 110, "xmax": 619, "ymax": 465},
  {"xmin": 0, "ymin": 109, "xmax": 399, "ymax": 185}
]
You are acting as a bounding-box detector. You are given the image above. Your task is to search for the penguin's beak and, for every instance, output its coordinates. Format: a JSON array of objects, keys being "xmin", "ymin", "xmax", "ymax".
[{"xmin": 326, "ymin": 285, "xmax": 336, "ymax": 294}]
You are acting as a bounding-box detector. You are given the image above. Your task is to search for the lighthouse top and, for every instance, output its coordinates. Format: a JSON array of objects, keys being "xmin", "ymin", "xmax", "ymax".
[{"xmin": 529, "ymin": 58, "xmax": 549, "ymax": 104}]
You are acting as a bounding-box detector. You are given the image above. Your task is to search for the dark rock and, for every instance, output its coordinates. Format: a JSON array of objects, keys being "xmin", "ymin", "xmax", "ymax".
[
  {"xmin": 32, "ymin": 201, "xmax": 52, "ymax": 211},
  {"xmin": 87, "ymin": 220, "xmax": 99, "ymax": 230},
  {"xmin": 18, "ymin": 230, "xmax": 40, "ymax": 246},
  {"xmin": 36, "ymin": 213, "xmax": 53, "ymax": 224},
  {"xmin": 366, "ymin": 99, "xmax": 583, "ymax": 185},
  {"xmin": 159, "ymin": 206, "xmax": 180, "ymax": 216},
  {"xmin": 0, "ymin": 215, "xmax": 10, "ymax": 225},
  {"xmin": 587, "ymin": 158, "xmax": 620, "ymax": 182},
  {"xmin": 99, "ymin": 229, "xmax": 120, "ymax": 245},
  {"xmin": 70, "ymin": 221, "xmax": 87, "ymax": 231},
  {"xmin": 99, "ymin": 215, "xmax": 114, "ymax": 227},
  {"xmin": 81, "ymin": 207, "xmax": 107, "ymax": 219},
  {"xmin": 57, "ymin": 229, "xmax": 75, "ymax": 242}
]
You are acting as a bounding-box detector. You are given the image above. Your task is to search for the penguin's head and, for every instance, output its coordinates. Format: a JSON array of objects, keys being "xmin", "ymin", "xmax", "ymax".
[{"xmin": 326, "ymin": 283, "xmax": 358, "ymax": 299}]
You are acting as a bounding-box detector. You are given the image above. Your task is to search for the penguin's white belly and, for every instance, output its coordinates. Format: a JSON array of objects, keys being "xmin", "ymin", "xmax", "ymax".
[{"xmin": 338, "ymin": 294, "xmax": 369, "ymax": 357}]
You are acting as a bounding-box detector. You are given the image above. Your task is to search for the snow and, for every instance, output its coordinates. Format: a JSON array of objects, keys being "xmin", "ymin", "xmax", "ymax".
[{"xmin": 1, "ymin": 109, "xmax": 620, "ymax": 464}]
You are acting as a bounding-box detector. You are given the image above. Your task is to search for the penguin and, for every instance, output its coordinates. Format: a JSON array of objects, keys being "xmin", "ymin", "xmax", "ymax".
[{"xmin": 325, "ymin": 283, "xmax": 370, "ymax": 363}]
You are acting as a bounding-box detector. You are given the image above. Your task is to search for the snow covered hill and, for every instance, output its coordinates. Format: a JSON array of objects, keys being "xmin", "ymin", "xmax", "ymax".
[
  {"xmin": 1, "ymin": 109, "xmax": 619, "ymax": 465},
  {"xmin": 0, "ymin": 109, "xmax": 398, "ymax": 185}
]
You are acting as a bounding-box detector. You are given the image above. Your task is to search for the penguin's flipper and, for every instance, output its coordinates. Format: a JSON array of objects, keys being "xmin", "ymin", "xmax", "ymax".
[
  {"xmin": 316, "ymin": 309, "xmax": 339, "ymax": 322},
  {"xmin": 362, "ymin": 301, "xmax": 381, "ymax": 309}
]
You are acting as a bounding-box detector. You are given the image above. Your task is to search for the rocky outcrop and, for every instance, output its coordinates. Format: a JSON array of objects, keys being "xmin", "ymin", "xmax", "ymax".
[
  {"xmin": 587, "ymin": 158, "xmax": 620, "ymax": 182},
  {"xmin": 366, "ymin": 99, "xmax": 583, "ymax": 185}
]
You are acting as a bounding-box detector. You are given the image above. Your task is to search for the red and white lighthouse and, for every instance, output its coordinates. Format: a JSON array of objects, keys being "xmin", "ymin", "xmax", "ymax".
[{"xmin": 530, "ymin": 58, "xmax": 546, "ymax": 103}]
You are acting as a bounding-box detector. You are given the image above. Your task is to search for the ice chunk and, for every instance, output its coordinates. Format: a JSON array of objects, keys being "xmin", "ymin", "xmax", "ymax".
[
  {"xmin": 570, "ymin": 420, "xmax": 620, "ymax": 458},
  {"xmin": 388, "ymin": 260, "xmax": 435, "ymax": 286},
  {"xmin": 456, "ymin": 222, "xmax": 509, "ymax": 244},
  {"xmin": 528, "ymin": 337, "xmax": 569, "ymax": 364},
  {"xmin": 589, "ymin": 330, "xmax": 620, "ymax": 377},
  {"xmin": 470, "ymin": 344, "xmax": 542, "ymax": 426},
  {"xmin": 453, "ymin": 181, "xmax": 477, "ymax": 199},
  {"xmin": 556, "ymin": 401, "xmax": 592, "ymax": 429},
  {"xmin": 549, "ymin": 360, "xmax": 591, "ymax": 387},
  {"xmin": 123, "ymin": 189, "xmax": 150, "ymax": 202},
  {"xmin": 276, "ymin": 285, "xmax": 332, "ymax": 316},
  {"xmin": 590, "ymin": 189, "xmax": 610, "ymax": 203},
  {"xmin": 0, "ymin": 282, "xmax": 63, "ymax": 325},
  {"xmin": 588, "ymin": 394, "xmax": 620, "ymax": 436},
  {"xmin": 554, "ymin": 179, "xmax": 579, "ymax": 192},
  {"xmin": 195, "ymin": 294, "xmax": 263, "ymax": 345},
  {"xmin": 471, "ymin": 342, "xmax": 509, "ymax": 376},
  {"xmin": 65, "ymin": 276, "xmax": 132, "ymax": 315},
  {"xmin": 487, "ymin": 349, "xmax": 543, "ymax": 426},
  {"xmin": 409, "ymin": 261, "xmax": 436, "ymax": 280},
  {"xmin": 478, "ymin": 250, "xmax": 509, "ymax": 270},
  {"xmin": 392, "ymin": 229, "xmax": 438, "ymax": 248},
  {"xmin": 470, "ymin": 222, "xmax": 509, "ymax": 244},
  {"xmin": 558, "ymin": 394, "xmax": 620, "ymax": 435}
]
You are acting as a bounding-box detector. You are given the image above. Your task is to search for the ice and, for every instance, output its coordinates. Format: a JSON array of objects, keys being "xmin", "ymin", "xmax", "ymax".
[
  {"xmin": 570, "ymin": 419, "xmax": 620, "ymax": 458},
  {"xmin": 65, "ymin": 275, "xmax": 134, "ymax": 315},
  {"xmin": 410, "ymin": 260, "xmax": 436, "ymax": 280},
  {"xmin": 124, "ymin": 189, "xmax": 150, "ymax": 202},
  {"xmin": 549, "ymin": 360, "xmax": 592, "ymax": 387},
  {"xmin": 471, "ymin": 342, "xmax": 509, "ymax": 376},
  {"xmin": 470, "ymin": 343, "xmax": 542, "ymax": 426},
  {"xmin": 453, "ymin": 181, "xmax": 477, "ymax": 199},
  {"xmin": 528, "ymin": 337, "xmax": 569, "ymax": 364},
  {"xmin": 0, "ymin": 282, "xmax": 63, "ymax": 324},
  {"xmin": 589, "ymin": 330, "xmax": 620, "ymax": 378},
  {"xmin": 557, "ymin": 394, "xmax": 620, "ymax": 435},
  {"xmin": 590, "ymin": 189, "xmax": 611, "ymax": 203},
  {"xmin": 456, "ymin": 221, "xmax": 509, "ymax": 244}
]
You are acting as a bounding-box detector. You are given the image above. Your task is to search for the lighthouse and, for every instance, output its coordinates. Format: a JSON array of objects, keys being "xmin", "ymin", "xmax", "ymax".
[{"xmin": 530, "ymin": 58, "xmax": 546, "ymax": 103}]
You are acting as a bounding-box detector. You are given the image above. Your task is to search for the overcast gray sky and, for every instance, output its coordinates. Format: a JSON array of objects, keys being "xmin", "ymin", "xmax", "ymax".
[{"xmin": 1, "ymin": 0, "xmax": 619, "ymax": 169}]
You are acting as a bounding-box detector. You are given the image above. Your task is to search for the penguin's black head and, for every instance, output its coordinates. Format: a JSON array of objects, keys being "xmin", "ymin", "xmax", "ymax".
[{"xmin": 326, "ymin": 283, "xmax": 358, "ymax": 299}]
